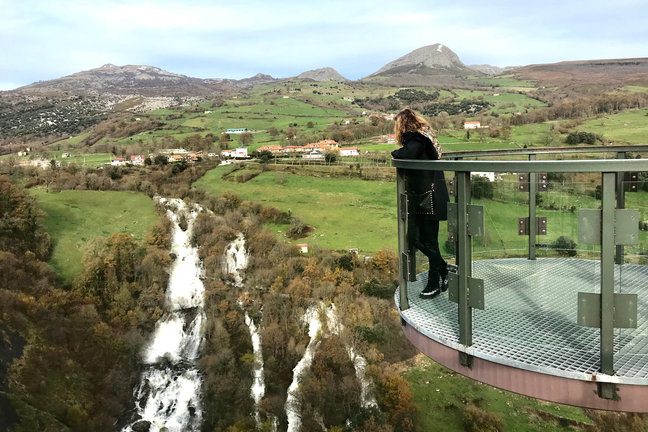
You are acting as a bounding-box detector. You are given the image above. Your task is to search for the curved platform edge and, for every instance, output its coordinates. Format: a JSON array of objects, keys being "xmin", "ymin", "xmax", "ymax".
[{"xmin": 402, "ymin": 320, "xmax": 648, "ymax": 413}]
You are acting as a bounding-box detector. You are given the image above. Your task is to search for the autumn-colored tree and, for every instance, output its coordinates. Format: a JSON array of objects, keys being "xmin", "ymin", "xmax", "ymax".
[{"xmin": 377, "ymin": 374, "xmax": 418, "ymax": 432}]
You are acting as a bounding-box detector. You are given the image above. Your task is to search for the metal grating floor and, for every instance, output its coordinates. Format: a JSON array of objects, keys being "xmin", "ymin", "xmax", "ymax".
[{"xmin": 396, "ymin": 258, "xmax": 648, "ymax": 384}]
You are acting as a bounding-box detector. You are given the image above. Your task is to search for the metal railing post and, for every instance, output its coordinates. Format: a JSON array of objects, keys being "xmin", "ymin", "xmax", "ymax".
[
  {"xmin": 616, "ymin": 152, "xmax": 626, "ymax": 265},
  {"xmin": 456, "ymin": 171, "xmax": 473, "ymax": 350},
  {"xmin": 396, "ymin": 168, "xmax": 410, "ymax": 311},
  {"xmin": 529, "ymin": 154, "xmax": 537, "ymax": 260},
  {"xmin": 599, "ymin": 172, "xmax": 616, "ymax": 396}
]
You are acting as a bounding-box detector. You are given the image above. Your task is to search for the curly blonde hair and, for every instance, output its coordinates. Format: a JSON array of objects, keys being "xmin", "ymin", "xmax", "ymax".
[{"xmin": 394, "ymin": 108, "xmax": 433, "ymax": 145}]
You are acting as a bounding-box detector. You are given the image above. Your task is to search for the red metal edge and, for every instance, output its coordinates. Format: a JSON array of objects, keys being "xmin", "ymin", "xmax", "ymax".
[{"xmin": 402, "ymin": 321, "xmax": 648, "ymax": 412}]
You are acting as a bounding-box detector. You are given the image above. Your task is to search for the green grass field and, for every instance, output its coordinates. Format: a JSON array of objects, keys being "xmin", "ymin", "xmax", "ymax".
[
  {"xmin": 30, "ymin": 189, "xmax": 160, "ymax": 282},
  {"xmin": 579, "ymin": 108, "xmax": 648, "ymax": 144},
  {"xmin": 194, "ymin": 165, "xmax": 399, "ymax": 253},
  {"xmin": 404, "ymin": 357, "xmax": 592, "ymax": 432}
]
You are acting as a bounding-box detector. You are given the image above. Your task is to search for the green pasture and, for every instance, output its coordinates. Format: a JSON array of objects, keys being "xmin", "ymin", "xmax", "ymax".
[
  {"xmin": 58, "ymin": 152, "xmax": 114, "ymax": 167},
  {"xmin": 578, "ymin": 108, "xmax": 648, "ymax": 144},
  {"xmin": 405, "ymin": 357, "xmax": 592, "ymax": 432},
  {"xmin": 194, "ymin": 165, "xmax": 399, "ymax": 253},
  {"xmin": 30, "ymin": 189, "xmax": 160, "ymax": 282},
  {"xmin": 469, "ymin": 75, "xmax": 538, "ymax": 89}
]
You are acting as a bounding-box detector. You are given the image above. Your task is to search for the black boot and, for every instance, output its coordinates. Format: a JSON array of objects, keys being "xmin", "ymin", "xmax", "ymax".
[
  {"xmin": 420, "ymin": 272, "xmax": 441, "ymax": 298},
  {"xmin": 440, "ymin": 265, "xmax": 449, "ymax": 292}
]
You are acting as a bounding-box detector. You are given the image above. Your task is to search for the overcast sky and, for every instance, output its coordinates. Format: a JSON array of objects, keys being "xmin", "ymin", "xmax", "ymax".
[{"xmin": 1, "ymin": 0, "xmax": 646, "ymax": 90}]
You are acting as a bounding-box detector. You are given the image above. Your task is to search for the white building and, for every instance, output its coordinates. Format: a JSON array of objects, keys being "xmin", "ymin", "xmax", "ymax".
[
  {"xmin": 339, "ymin": 147, "xmax": 359, "ymax": 157},
  {"xmin": 464, "ymin": 121, "xmax": 481, "ymax": 129},
  {"xmin": 232, "ymin": 147, "xmax": 248, "ymax": 158},
  {"xmin": 303, "ymin": 150, "xmax": 325, "ymax": 160}
]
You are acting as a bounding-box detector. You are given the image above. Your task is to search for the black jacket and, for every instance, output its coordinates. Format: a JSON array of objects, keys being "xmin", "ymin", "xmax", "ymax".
[{"xmin": 391, "ymin": 131, "xmax": 449, "ymax": 220}]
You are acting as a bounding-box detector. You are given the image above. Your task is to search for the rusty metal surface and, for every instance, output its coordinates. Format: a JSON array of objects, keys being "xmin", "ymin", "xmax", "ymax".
[{"xmin": 402, "ymin": 323, "xmax": 648, "ymax": 412}]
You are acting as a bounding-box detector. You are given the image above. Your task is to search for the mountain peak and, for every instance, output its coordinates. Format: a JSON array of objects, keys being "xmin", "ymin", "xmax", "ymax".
[
  {"xmin": 296, "ymin": 67, "xmax": 348, "ymax": 82},
  {"xmin": 369, "ymin": 43, "xmax": 470, "ymax": 77}
]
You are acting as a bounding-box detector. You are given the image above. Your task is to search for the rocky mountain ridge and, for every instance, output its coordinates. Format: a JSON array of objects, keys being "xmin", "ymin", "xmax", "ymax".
[{"xmin": 295, "ymin": 67, "xmax": 348, "ymax": 82}]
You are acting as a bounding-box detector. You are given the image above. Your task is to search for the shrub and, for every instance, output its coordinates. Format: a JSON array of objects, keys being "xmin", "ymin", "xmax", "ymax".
[
  {"xmin": 553, "ymin": 235, "xmax": 577, "ymax": 256},
  {"xmin": 471, "ymin": 175, "xmax": 494, "ymax": 199},
  {"xmin": 360, "ymin": 278, "xmax": 394, "ymax": 299},
  {"xmin": 463, "ymin": 404, "xmax": 505, "ymax": 432},
  {"xmin": 286, "ymin": 217, "xmax": 307, "ymax": 239}
]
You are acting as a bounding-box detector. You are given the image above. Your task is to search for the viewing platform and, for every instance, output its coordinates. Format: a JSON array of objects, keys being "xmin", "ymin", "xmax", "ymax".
[{"xmin": 393, "ymin": 146, "xmax": 648, "ymax": 412}]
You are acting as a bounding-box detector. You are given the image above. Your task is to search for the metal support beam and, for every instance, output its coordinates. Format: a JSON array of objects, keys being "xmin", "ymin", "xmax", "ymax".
[
  {"xmin": 600, "ymin": 172, "xmax": 616, "ymax": 398},
  {"xmin": 456, "ymin": 171, "xmax": 473, "ymax": 362},
  {"xmin": 396, "ymin": 169, "xmax": 410, "ymax": 311},
  {"xmin": 616, "ymin": 152, "xmax": 625, "ymax": 265},
  {"xmin": 529, "ymin": 154, "xmax": 537, "ymax": 260}
]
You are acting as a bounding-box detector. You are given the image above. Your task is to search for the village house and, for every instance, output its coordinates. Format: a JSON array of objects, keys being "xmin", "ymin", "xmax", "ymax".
[
  {"xmin": 339, "ymin": 147, "xmax": 359, "ymax": 157},
  {"xmin": 232, "ymin": 147, "xmax": 249, "ymax": 158},
  {"xmin": 303, "ymin": 150, "xmax": 325, "ymax": 160},
  {"xmin": 18, "ymin": 159, "xmax": 54, "ymax": 169},
  {"xmin": 167, "ymin": 154, "xmax": 184, "ymax": 163},
  {"xmin": 220, "ymin": 149, "xmax": 233, "ymax": 158},
  {"xmin": 111, "ymin": 157, "xmax": 126, "ymax": 166},
  {"xmin": 386, "ymin": 134, "xmax": 396, "ymax": 144},
  {"xmin": 130, "ymin": 155, "xmax": 145, "ymax": 166},
  {"xmin": 257, "ymin": 145, "xmax": 283, "ymax": 154},
  {"xmin": 296, "ymin": 243, "xmax": 309, "ymax": 254},
  {"xmin": 464, "ymin": 121, "xmax": 481, "ymax": 129},
  {"xmin": 186, "ymin": 153, "xmax": 200, "ymax": 162}
]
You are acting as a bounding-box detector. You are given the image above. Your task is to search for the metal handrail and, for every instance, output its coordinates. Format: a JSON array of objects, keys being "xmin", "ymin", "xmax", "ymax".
[{"xmin": 443, "ymin": 144, "xmax": 648, "ymax": 159}]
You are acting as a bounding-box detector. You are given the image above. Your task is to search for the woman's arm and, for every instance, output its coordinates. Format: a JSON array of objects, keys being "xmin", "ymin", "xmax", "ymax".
[{"xmin": 391, "ymin": 137, "xmax": 426, "ymax": 159}]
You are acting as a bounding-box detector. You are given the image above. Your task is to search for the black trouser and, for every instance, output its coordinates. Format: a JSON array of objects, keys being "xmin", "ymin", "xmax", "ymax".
[{"xmin": 408, "ymin": 216, "xmax": 447, "ymax": 282}]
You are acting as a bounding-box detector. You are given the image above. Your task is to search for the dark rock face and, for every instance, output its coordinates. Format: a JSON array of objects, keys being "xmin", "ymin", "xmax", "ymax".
[{"xmin": 131, "ymin": 420, "xmax": 152, "ymax": 432}]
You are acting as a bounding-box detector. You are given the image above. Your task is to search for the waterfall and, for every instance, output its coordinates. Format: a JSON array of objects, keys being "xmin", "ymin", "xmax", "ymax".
[
  {"xmin": 222, "ymin": 233, "xmax": 247, "ymax": 287},
  {"xmin": 285, "ymin": 303, "xmax": 377, "ymax": 432},
  {"xmin": 285, "ymin": 306, "xmax": 322, "ymax": 432},
  {"xmin": 324, "ymin": 304, "xmax": 377, "ymax": 408},
  {"xmin": 244, "ymin": 312, "xmax": 265, "ymax": 427},
  {"xmin": 121, "ymin": 198, "xmax": 205, "ymax": 432}
]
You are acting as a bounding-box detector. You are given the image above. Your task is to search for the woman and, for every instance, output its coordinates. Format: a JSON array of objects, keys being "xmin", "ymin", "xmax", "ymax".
[{"xmin": 391, "ymin": 108, "xmax": 449, "ymax": 298}]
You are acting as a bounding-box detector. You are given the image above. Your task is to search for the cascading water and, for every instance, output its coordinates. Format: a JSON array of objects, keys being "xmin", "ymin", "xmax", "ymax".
[
  {"xmin": 121, "ymin": 198, "xmax": 206, "ymax": 432},
  {"xmin": 244, "ymin": 312, "xmax": 265, "ymax": 427},
  {"xmin": 222, "ymin": 233, "xmax": 247, "ymax": 287},
  {"xmin": 285, "ymin": 303, "xmax": 377, "ymax": 431},
  {"xmin": 285, "ymin": 306, "xmax": 322, "ymax": 432},
  {"xmin": 325, "ymin": 304, "xmax": 377, "ymax": 408},
  {"xmin": 224, "ymin": 235, "xmax": 275, "ymax": 430}
]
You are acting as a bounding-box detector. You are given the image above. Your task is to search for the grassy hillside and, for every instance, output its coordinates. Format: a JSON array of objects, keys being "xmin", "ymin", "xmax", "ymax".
[
  {"xmin": 30, "ymin": 189, "xmax": 160, "ymax": 282},
  {"xmin": 405, "ymin": 356, "xmax": 593, "ymax": 432}
]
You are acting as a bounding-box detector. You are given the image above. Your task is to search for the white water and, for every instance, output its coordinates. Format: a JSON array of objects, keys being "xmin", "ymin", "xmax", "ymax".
[
  {"xmin": 325, "ymin": 304, "xmax": 377, "ymax": 408},
  {"xmin": 285, "ymin": 306, "xmax": 322, "ymax": 432},
  {"xmin": 285, "ymin": 303, "xmax": 377, "ymax": 432},
  {"xmin": 244, "ymin": 312, "xmax": 265, "ymax": 426},
  {"xmin": 222, "ymin": 233, "xmax": 247, "ymax": 287},
  {"xmin": 122, "ymin": 198, "xmax": 205, "ymax": 432}
]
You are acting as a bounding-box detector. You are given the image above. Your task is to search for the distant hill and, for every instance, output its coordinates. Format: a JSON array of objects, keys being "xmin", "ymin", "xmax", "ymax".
[
  {"xmin": 235, "ymin": 73, "xmax": 279, "ymax": 87},
  {"xmin": 17, "ymin": 64, "xmax": 234, "ymax": 97},
  {"xmin": 468, "ymin": 64, "xmax": 508, "ymax": 75},
  {"xmin": 510, "ymin": 58, "xmax": 648, "ymax": 86},
  {"xmin": 296, "ymin": 67, "xmax": 348, "ymax": 82},
  {"xmin": 364, "ymin": 43, "xmax": 481, "ymax": 86}
]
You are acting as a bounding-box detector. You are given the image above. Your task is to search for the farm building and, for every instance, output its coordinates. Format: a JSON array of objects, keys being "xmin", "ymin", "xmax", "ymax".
[
  {"xmin": 464, "ymin": 121, "xmax": 481, "ymax": 129},
  {"xmin": 303, "ymin": 150, "xmax": 325, "ymax": 160},
  {"xmin": 226, "ymin": 128, "xmax": 248, "ymax": 134},
  {"xmin": 339, "ymin": 147, "xmax": 359, "ymax": 157}
]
